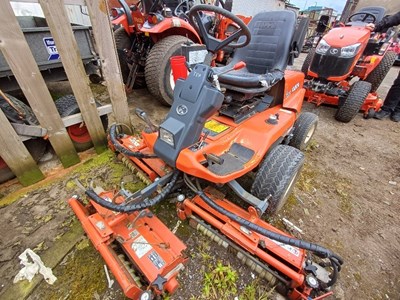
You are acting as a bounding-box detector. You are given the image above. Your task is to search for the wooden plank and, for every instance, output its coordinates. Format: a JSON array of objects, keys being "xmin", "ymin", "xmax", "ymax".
[
  {"xmin": 0, "ymin": 1, "xmax": 80, "ymax": 168},
  {"xmin": 62, "ymin": 104, "xmax": 112, "ymax": 127},
  {"xmin": 39, "ymin": 0, "xmax": 108, "ymax": 154},
  {"xmin": 85, "ymin": 0, "xmax": 133, "ymax": 132},
  {"xmin": 0, "ymin": 109, "xmax": 44, "ymax": 186}
]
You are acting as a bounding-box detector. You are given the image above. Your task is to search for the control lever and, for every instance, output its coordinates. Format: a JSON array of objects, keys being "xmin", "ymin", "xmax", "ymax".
[
  {"xmin": 135, "ymin": 108, "xmax": 158, "ymax": 132},
  {"xmin": 212, "ymin": 61, "xmax": 246, "ymax": 91},
  {"xmin": 204, "ymin": 153, "xmax": 224, "ymax": 165}
]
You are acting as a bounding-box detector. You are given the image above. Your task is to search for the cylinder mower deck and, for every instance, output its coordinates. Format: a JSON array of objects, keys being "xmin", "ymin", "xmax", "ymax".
[{"xmin": 69, "ymin": 190, "xmax": 187, "ymax": 299}]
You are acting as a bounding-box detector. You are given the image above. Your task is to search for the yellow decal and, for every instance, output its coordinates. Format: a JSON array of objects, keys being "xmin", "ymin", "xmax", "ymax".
[
  {"xmin": 204, "ymin": 120, "xmax": 230, "ymax": 134},
  {"xmin": 144, "ymin": 32, "xmax": 150, "ymax": 36}
]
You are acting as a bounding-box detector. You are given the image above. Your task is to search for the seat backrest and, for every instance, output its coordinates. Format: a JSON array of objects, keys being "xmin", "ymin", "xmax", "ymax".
[
  {"xmin": 352, "ymin": 6, "xmax": 386, "ymax": 23},
  {"xmin": 230, "ymin": 10, "xmax": 296, "ymax": 74}
]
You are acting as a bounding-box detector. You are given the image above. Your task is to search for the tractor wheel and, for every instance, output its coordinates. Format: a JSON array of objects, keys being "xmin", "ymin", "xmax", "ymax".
[
  {"xmin": 301, "ymin": 48, "xmax": 315, "ymax": 79},
  {"xmin": 251, "ymin": 145, "xmax": 304, "ymax": 216},
  {"xmin": 145, "ymin": 35, "xmax": 190, "ymax": 106},
  {"xmin": 114, "ymin": 27, "xmax": 134, "ymax": 85},
  {"xmin": 55, "ymin": 95, "xmax": 108, "ymax": 152},
  {"xmin": 365, "ymin": 51, "xmax": 396, "ymax": 92},
  {"xmin": 335, "ymin": 81, "xmax": 371, "ymax": 123},
  {"xmin": 289, "ymin": 112, "xmax": 318, "ymax": 151}
]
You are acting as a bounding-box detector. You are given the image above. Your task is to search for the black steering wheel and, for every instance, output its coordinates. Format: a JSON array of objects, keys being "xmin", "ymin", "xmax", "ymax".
[
  {"xmin": 188, "ymin": 4, "xmax": 251, "ymax": 53},
  {"xmin": 174, "ymin": 0, "xmax": 194, "ymax": 19},
  {"xmin": 348, "ymin": 12, "xmax": 376, "ymax": 24}
]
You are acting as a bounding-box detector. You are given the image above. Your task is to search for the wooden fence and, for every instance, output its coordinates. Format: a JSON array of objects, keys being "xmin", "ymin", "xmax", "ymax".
[{"xmin": 0, "ymin": 0, "xmax": 131, "ymax": 186}]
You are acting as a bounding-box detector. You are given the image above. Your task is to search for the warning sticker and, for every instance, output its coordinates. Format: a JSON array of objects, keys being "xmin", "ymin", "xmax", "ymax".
[
  {"xmin": 148, "ymin": 250, "xmax": 166, "ymax": 270},
  {"xmin": 270, "ymin": 239, "xmax": 300, "ymax": 257},
  {"xmin": 204, "ymin": 120, "xmax": 230, "ymax": 135},
  {"xmin": 188, "ymin": 49, "xmax": 208, "ymax": 65},
  {"xmin": 131, "ymin": 235, "xmax": 152, "ymax": 259}
]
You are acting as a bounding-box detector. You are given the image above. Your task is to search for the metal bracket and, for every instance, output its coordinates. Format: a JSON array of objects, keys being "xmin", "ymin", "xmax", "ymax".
[
  {"xmin": 227, "ymin": 180, "xmax": 270, "ymax": 216},
  {"xmin": 11, "ymin": 123, "xmax": 47, "ymax": 141}
]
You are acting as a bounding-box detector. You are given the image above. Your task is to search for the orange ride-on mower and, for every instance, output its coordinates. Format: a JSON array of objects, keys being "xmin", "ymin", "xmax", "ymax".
[
  {"xmin": 301, "ymin": 6, "xmax": 397, "ymax": 122},
  {"xmin": 69, "ymin": 8, "xmax": 343, "ymax": 300},
  {"xmin": 111, "ymin": 0, "xmax": 201, "ymax": 105}
]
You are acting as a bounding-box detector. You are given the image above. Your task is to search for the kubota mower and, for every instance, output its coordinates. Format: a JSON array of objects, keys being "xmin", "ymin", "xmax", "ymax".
[
  {"xmin": 301, "ymin": 6, "xmax": 397, "ymax": 122},
  {"xmin": 69, "ymin": 7, "xmax": 343, "ymax": 300}
]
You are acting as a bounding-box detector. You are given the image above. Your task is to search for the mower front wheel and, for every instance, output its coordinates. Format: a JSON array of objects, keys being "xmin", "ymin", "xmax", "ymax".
[
  {"xmin": 251, "ymin": 145, "xmax": 305, "ymax": 216},
  {"xmin": 145, "ymin": 35, "xmax": 191, "ymax": 106},
  {"xmin": 335, "ymin": 81, "xmax": 371, "ymax": 123},
  {"xmin": 289, "ymin": 112, "xmax": 318, "ymax": 151}
]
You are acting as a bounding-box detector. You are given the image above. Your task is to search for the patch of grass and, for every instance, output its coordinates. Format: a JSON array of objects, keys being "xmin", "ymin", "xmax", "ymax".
[
  {"xmin": 353, "ymin": 272, "xmax": 362, "ymax": 283},
  {"xmin": 202, "ymin": 261, "xmax": 238, "ymax": 300},
  {"xmin": 239, "ymin": 280, "xmax": 275, "ymax": 300},
  {"xmin": 335, "ymin": 179, "xmax": 352, "ymax": 214},
  {"xmin": 197, "ymin": 240, "xmax": 212, "ymax": 262},
  {"xmin": 296, "ymin": 163, "xmax": 318, "ymax": 193}
]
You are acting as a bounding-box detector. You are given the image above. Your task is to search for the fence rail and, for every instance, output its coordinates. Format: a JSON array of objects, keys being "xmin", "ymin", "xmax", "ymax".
[{"xmin": 0, "ymin": 0, "xmax": 131, "ymax": 186}]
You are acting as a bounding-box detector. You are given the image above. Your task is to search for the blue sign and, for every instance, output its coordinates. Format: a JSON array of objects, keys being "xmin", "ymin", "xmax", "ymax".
[{"xmin": 43, "ymin": 37, "xmax": 60, "ymax": 60}]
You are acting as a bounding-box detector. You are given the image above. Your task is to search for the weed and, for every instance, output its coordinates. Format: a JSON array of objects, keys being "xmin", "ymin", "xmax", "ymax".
[
  {"xmin": 239, "ymin": 280, "xmax": 275, "ymax": 300},
  {"xmin": 203, "ymin": 261, "xmax": 238, "ymax": 299}
]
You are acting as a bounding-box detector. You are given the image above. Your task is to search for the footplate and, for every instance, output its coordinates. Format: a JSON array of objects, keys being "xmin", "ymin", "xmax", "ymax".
[{"xmin": 69, "ymin": 191, "xmax": 188, "ymax": 299}]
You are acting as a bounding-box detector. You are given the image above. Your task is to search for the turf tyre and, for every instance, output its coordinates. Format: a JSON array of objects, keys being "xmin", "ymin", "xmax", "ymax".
[
  {"xmin": 335, "ymin": 81, "xmax": 371, "ymax": 123},
  {"xmin": 365, "ymin": 51, "xmax": 396, "ymax": 92},
  {"xmin": 289, "ymin": 112, "xmax": 318, "ymax": 151},
  {"xmin": 301, "ymin": 48, "xmax": 315, "ymax": 79},
  {"xmin": 55, "ymin": 95, "xmax": 108, "ymax": 152},
  {"xmin": 251, "ymin": 145, "xmax": 305, "ymax": 216},
  {"xmin": 145, "ymin": 35, "xmax": 190, "ymax": 106}
]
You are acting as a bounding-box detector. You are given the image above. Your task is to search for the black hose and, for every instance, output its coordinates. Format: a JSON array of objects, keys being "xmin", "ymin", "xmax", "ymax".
[
  {"xmin": 85, "ymin": 170, "xmax": 180, "ymax": 212},
  {"xmin": 196, "ymin": 190, "xmax": 344, "ymax": 264},
  {"xmin": 109, "ymin": 124, "xmax": 157, "ymax": 159}
]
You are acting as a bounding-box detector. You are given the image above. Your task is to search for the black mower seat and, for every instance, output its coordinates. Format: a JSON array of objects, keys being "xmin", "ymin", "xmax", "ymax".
[{"xmin": 214, "ymin": 10, "xmax": 296, "ymax": 89}]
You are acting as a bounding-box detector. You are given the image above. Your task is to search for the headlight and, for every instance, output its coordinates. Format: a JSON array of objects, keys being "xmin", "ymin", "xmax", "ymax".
[
  {"xmin": 340, "ymin": 43, "xmax": 361, "ymax": 58},
  {"xmin": 159, "ymin": 128, "xmax": 174, "ymax": 147},
  {"xmin": 315, "ymin": 39, "xmax": 330, "ymax": 55}
]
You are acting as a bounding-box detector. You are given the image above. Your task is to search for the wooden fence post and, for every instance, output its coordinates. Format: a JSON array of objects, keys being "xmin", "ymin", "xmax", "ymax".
[
  {"xmin": 85, "ymin": 0, "xmax": 133, "ymax": 132},
  {"xmin": 39, "ymin": 0, "xmax": 108, "ymax": 154},
  {"xmin": 0, "ymin": 110, "xmax": 44, "ymax": 186},
  {"xmin": 0, "ymin": 1, "xmax": 80, "ymax": 168}
]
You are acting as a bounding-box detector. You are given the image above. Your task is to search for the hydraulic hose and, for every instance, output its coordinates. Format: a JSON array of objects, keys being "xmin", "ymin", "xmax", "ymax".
[
  {"xmin": 109, "ymin": 124, "xmax": 157, "ymax": 159},
  {"xmin": 196, "ymin": 189, "xmax": 343, "ymax": 286},
  {"xmin": 85, "ymin": 170, "xmax": 180, "ymax": 212}
]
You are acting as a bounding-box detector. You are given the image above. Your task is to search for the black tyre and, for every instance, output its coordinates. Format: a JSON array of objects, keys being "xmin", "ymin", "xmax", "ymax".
[
  {"xmin": 251, "ymin": 145, "xmax": 305, "ymax": 216},
  {"xmin": 55, "ymin": 95, "xmax": 108, "ymax": 152},
  {"xmin": 335, "ymin": 81, "xmax": 371, "ymax": 123},
  {"xmin": 0, "ymin": 93, "xmax": 38, "ymax": 125},
  {"xmin": 145, "ymin": 35, "xmax": 190, "ymax": 106},
  {"xmin": 289, "ymin": 112, "xmax": 318, "ymax": 151},
  {"xmin": 365, "ymin": 51, "xmax": 396, "ymax": 92},
  {"xmin": 114, "ymin": 27, "xmax": 132, "ymax": 85},
  {"xmin": 301, "ymin": 48, "xmax": 315, "ymax": 79}
]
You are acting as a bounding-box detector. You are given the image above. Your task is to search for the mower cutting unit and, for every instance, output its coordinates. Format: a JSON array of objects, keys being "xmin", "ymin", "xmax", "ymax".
[
  {"xmin": 302, "ymin": 6, "xmax": 397, "ymax": 122},
  {"xmin": 69, "ymin": 7, "xmax": 343, "ymax": 300}
]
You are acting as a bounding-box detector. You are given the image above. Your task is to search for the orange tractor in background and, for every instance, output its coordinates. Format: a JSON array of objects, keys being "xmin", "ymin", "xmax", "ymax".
[{"xmin": 301, "ymin": 6, "xmax": 397, "ymax": 122}]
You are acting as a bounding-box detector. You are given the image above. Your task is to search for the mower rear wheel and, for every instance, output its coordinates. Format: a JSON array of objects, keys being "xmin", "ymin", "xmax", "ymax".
[
  {"xmin": 145, "ymin": 35, "xmax": 191, "ymax": 106},
  {"xmin": 335, "ymin": 81, "xmax": 371, "ymax": 123},
  {"xmin": 251, "ymin": 145, "xmax": 304, "ymax": 216},
  {"xmin": 114, "ymin": 27, "xmax": 132, "ymax": 84},
  {"xmin": 55, "ymin": 95, "xmax": 108, "ymax": 152},
  {"xmin": 365, "ymin": 51, "xmax": 396, "ymax": 92},
  {"xmin": 289, "ymin": 112, "xmax": 318, "ymax": 151},
  {"xmin": 301, "ymin": 48, "xmax": 315, "ymax": 79}
]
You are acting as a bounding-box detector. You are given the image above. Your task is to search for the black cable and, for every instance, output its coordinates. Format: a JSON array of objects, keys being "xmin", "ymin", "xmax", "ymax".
[
  {"xmin": 85, "ymin": 170, "xmax": 180, "ymax": 212},
  {"xmin": 109, "ymin": 124, "xmax": 157, "ymax": 159}
]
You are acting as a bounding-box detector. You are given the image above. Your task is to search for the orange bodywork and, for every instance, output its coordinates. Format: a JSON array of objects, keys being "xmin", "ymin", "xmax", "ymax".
[{"xmin": 68, "ymin": 192, "xmax": 187, "ymax": 299}]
